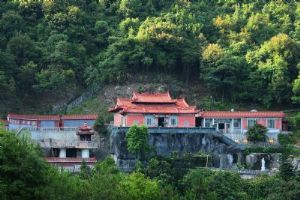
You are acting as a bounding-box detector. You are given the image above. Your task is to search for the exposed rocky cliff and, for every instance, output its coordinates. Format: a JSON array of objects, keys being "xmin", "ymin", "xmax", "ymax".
[{"xmin": 110, "ymin": 127, "xmax": 244, "ymax": 172}]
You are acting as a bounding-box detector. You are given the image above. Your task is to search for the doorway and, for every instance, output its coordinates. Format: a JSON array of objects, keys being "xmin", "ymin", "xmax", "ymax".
[
  {"xmin": 66, "ymin": 148, "xmax": 77, "ymax": 157},
  {"xmin": 158, "ymin": 117, "xmax": 165, "ymax": 127},
  {"xmin": 218, "ymin": 123, "xmax": 225, "ymax": 133},
  {"xmin": 195, "ymin": 117, "xmax": 202, "ymax": 127},
  {"xmin": 225, "ymin": 123, "xmax": 231, "ymax": 133}
]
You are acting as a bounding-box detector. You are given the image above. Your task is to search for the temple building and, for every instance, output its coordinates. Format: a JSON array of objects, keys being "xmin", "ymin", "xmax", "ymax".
[{"xmin": 109, "ymin": 92, "xmax": 198, "ymax": 127}]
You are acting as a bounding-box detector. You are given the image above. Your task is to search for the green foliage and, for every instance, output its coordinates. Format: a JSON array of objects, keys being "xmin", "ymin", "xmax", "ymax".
[
  {"xmin": 266, "ymin": 175, "xmax": 300, "ymax": 200},
  {"xmin": 246, "ymin": 175, "xmax": 279, "ymax": 200},
  {"xmin": 183, "ymin": 168, "xmax": 248, "ymax": 200},
  {"xmin": 126, "ymin": 125, "xmax": 149, "ymax": 159},
  {"xmin": 244, "ymin": 145, "xmax": 290, "ymax": 155},
  {"xmin": 79, "ymin": 160, "xmax": 92, "ymax": 179},
  {"xmin": 118, "ymin": 172, "xmax": 163, "ymax": 200},
  {"xmin": 0, "ymin": 129, "xmax": 49, "ymax": 200},
  {"xmin": 278, "ymin": 133, "xmax": 294, "ymax": 145},
  {"xmin": 0, "ymin": 128, "xmax": 299, "ymax": 200},
  {"xmin": 293, "ymin": 112, "xmax": 300, "ymax": 130},
  {"xmin": 0, "ymin": 0, "xmax": 300, "ymax": 112},
  {"xmin": 247, "ymin": 124, "xmax": 267, "ymax": 142},
  {"xmin": 279, "ymin": 154, "xmax": 296, "ymax": 181},
  {"xmin": 94, "ymin": 115, "xmax": 107, "ymax": 135},
  {"xmin": 143, "ymin": 153, "xmax": 212, "ymax": 188}
]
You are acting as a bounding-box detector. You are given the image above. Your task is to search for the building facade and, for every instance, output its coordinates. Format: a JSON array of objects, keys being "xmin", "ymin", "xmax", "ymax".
[
  {"xmin": 44, "ymin": 124, "xmax": 97, "ymax": 171},
  {"xmin": 197, "ymin": 111, "xmax": 286, "ymax": 143},
  {"xmin": 7, "ymin": 114, "xmax": 98, "ymax": 171},
  {"xmin": 109, "ymin": 92, "xmax": 198, "ymax": 127},
  {"xmin": 198, "ymin": 111, "xmax": 285, "ymax": 134}
]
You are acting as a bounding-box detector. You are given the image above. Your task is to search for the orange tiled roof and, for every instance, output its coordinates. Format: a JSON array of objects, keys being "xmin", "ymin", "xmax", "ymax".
[
  {"xmin": 7, "ymin": 114, "xmax": 98, "ymax": 121},
  {"xmin": 199, "ymin": 111, "xmax": 285, "ymax": 118},
  {"xmin": 61, "ymin": 114, "xmax": 98, "ymax": 120},
  {"xmin": 132, "ymin": 92, "xmax": 176, "ymax": 103},
  {"xmin": 7, "ymin": 113, "xmax": 60, "ymax": 120},
  {"xmin": 110, "ymin": 92, "xmax": 197, "ymax": 114}
]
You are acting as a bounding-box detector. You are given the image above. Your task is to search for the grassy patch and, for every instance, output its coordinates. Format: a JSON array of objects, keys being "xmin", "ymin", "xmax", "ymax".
[{"xmin": 67, "ymin": 97, "xmax": 113, "ymax": 122}]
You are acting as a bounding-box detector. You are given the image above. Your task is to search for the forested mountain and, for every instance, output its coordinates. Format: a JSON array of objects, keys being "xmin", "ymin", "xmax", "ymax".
[{"xmin": 0, "ymin": 0, "xmax": 299, "ymax": 115}]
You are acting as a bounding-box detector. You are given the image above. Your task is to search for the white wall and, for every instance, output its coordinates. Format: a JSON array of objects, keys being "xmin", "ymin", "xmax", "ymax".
[
  {"xmin": 59, "ymin": 148, "xmax": 66, "ymax": 158},
  {"xmin": 81, "ymin": 149, "xmax": 90, "ymax": 158}
]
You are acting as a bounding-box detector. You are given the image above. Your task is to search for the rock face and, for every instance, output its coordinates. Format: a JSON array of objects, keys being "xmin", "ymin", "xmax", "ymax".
[
  {"xmin": 292, "ymin": 158, "xmax": 300, "ymax": 171},
  {"xmin": 110, "ymin": 127, "xmax": 244, "ymax": 172},
  {"xmin": 245, "ymin": 153, "xmax": 281, "ymax": 170}
]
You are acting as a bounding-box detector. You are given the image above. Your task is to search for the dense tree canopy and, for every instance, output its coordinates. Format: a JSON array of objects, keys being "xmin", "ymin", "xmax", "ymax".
[
  {"xmin": 0, "ymin": 0, "xmax": 299, "ymax": 115},
  {"xmin": 1, "ymin": 126, "xmax": 300, "ymax": 200}
]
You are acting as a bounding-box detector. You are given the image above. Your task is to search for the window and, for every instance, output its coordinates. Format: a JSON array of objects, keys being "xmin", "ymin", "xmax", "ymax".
[
  {"xmin": 146, "ymin": 117, "xmax": 153, "ymax": 126},
  {"xmin": 170, "ymin": 117, "xmax": 178, "ymax": 126},
  {"xmin": 121, "ymin": 116, "xmax": 125, "ymax": 126},
  {"xmin": 233, "ymin": 119, "xmax": 241, "ymax": 128},
  {"xmin": 267, "ymin": 119, "xmax": 275, "ymax": 129},
  {"xmin": 204, "ymin": 119, "xmax": 213, "ymax": 128},
  {"xmin": 247, "ymin": 119, "xmax": 256, "ymax": 128}
]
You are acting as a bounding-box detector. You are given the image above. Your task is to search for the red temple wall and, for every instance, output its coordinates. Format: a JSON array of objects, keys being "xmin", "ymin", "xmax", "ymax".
[
  {"xmin": 126, "ymin": 114, "xmax": 145, "ymax": 126},
  {"xmin": 177, "ymin": 114, "xmax": 195, "ymax": 127},
  {"xmin": 114, "ymin": 113, "xmax": 123, "ymax": 126}
]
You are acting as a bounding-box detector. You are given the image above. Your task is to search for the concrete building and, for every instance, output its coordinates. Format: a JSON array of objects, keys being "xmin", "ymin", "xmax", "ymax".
[
  {"xmin": 198, "ymin": 110, "xmax": 286, "ymax": 143},
  {"xmin": 44, "ymin": 124, "xmax": 97, "ymax": 171},
  {"xmin": 7, "ymin": 114, "xmax": 98, "ymax": 171}
]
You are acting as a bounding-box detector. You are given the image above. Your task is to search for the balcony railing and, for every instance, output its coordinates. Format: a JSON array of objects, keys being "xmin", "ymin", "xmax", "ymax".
[
  {"xmin": 24, "ymin": 127, "xmax": 79, "ymax": 132},
  {"xmin": 112, "ymin": 126, "xmax": 217, "ymax": 135}
]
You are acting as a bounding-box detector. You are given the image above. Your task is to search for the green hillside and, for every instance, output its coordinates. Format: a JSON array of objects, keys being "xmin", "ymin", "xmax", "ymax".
[{"xmin": 0, "ymin": 0, "xmax": 299, "ymax": 117}]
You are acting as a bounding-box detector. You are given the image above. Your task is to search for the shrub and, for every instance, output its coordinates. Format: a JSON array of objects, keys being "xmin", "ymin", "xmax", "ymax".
[
  {"xmin": 126, "ymin": 125, "xmax": 149, "ymax": 159},
  {"xmin": 243, "ymin": 146, "xmax": 290, "ymax": 155},
  {"xmin": 293, "ymin": 112, "xmax": 300, "ymax": 130},
  {"xmin": 247, "ymin": 124, "xmax": 267, "ymax": 142},
  {"xmin": 278, "ymin": 133, "xmax": 294, "ymax": 145},
  {"xmin": 279, "ymin": 154, "xmax": 295, "ymax": 181},
  {"xmin": 94, "ymin": 115, "xmax": 107, "ymax": 135}
]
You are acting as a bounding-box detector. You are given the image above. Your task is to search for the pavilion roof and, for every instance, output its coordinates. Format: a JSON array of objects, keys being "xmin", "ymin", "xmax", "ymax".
[
  {"xmin": 110, "ymin": 92, "xmax": 197, "ymax": 114},
  {"xmin": 131, "ymin": 92, "xmax": 176, "ymax": 103}
]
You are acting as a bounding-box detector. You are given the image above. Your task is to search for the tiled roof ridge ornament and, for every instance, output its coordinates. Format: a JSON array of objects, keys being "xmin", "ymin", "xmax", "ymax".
[{"xmin": 77, "ymin": 122, "xmax": 94, "ymax": 135}]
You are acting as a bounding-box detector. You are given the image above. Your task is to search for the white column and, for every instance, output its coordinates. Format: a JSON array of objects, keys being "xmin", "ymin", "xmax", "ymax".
[
  {"xmin": 241, "ymin": 118, "xmax": 243, "ymax": 134},
  {"xmin": 81, "ymin": 149, "xmax": 90, "ymax": 158},
  {"xmin": 59, "ymin": 148, "xmax": 66, "ymax": 158},
  {"xmin": 203, "ymin": 118, "xmax": 206, "ymax": 127},
  {"xmin": 231, "ymin": 118, "xmax": 234, "ymax": 134}
]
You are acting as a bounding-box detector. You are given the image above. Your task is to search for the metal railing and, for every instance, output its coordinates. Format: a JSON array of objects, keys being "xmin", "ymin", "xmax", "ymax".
[
  {"xmin": 112, "ymin": 126, "xmax": 217, "ymax": 134},
  {"xmin": 206, "ymin": 167, "xmax": 272, "ymax": 175},
  {"xmin": 24, "ymin": 127, "xmax": 78, "ymax": 132}
]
